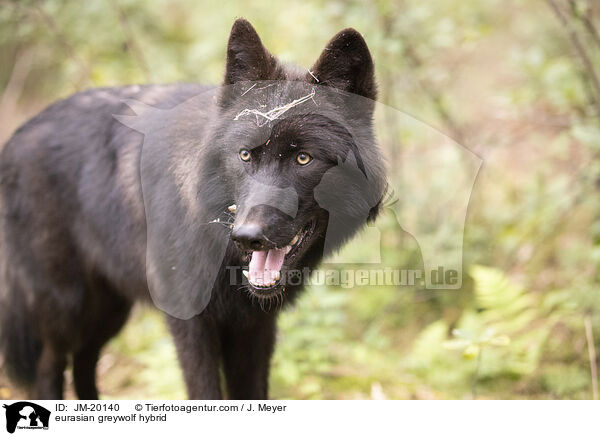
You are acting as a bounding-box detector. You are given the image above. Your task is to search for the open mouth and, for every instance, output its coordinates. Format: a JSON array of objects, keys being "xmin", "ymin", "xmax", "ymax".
[{"xmin": 241, "ymin": 220, "xmax": 315, "ymax": 293}]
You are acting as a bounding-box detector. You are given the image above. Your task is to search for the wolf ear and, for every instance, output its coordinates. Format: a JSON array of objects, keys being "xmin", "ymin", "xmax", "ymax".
[
  {"xmin": 308, "ymin": 28, "xmax": 376, "ymax": 100},
  {"xmin": 223, "ymin": 18, "xmax": 280, "ymax": 85}
]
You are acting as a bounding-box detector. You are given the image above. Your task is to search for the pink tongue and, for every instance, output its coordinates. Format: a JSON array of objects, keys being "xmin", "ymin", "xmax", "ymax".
[
  {"xmin": 249, "ymin": 248, "xmax": 286, "ymax": 284},
  {"xmin": 248, "ymin": 251, "xmax": 266, "ymax": 282}
]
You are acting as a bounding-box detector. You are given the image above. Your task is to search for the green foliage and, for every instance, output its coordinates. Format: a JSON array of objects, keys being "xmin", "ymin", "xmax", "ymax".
[{"xmin": 406, "ymin": 265, "xmax": 596, "ymax": 398}]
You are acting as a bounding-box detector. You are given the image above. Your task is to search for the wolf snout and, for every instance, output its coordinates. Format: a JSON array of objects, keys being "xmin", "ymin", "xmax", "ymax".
[{"xmin": 231, "ymin": 223, "xmax": 268, "ymax": 251}]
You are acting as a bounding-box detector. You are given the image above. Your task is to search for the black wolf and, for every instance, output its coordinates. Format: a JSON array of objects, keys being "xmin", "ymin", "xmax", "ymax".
[{"xmin": 0, "ymin": 19, "xmax": 386, "ymax": 399}]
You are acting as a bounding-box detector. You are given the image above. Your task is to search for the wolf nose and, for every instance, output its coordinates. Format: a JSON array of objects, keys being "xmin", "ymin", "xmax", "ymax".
[{"xmin": 231, "ymin": 223, "xmax": 267, "ymax": 251}]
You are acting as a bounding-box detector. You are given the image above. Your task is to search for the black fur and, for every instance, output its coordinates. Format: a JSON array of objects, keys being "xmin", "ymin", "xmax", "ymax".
[{"xmin": 0, "ymin": 19, "xmax": 386, "ymax": 399}]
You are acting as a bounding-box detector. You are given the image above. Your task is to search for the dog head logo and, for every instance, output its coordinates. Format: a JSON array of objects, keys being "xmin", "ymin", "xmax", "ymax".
[{"xmin": 2, "ymin": 402, "xmax": 50, "ymax": 434}]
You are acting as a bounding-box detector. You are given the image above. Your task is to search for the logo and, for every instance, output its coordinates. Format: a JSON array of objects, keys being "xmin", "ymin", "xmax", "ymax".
[{"xmin": 2, "ymin": 402, "xmax": 50, "ymax": 434}]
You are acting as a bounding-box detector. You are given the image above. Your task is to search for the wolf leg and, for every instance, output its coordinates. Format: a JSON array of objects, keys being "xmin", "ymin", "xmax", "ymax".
[
  {"xmin": 166, "ymin": 314, "xmax": 223, "ymax": 399},
  {"xmin": 72, "ymin": 347, "xmax": 101, "ymax": 400},
  {"xmin": 34, "ymin": 343, "xmax": 67, "ymax": 400},
  {"xmin": 72, "ymin": 292, "xmax": 131, "ymax": 400},
  {"xmin": 221, "ymin": 314, "xmax": 277, "ymax": 400}
]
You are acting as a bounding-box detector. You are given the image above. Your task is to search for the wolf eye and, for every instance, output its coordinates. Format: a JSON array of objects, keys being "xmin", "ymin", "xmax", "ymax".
[
  {"xmin": 239, "ymin": 148, "xmax": 251, "ymax": 162},
  {"xmin": 296, "ymin": 152, "xmax": 312, "ymax": 165}
]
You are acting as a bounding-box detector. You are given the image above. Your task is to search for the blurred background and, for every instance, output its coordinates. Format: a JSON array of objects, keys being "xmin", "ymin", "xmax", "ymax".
[{"xmin": 1, "ymin": 0, "xmax": 599, "ymax": 399}]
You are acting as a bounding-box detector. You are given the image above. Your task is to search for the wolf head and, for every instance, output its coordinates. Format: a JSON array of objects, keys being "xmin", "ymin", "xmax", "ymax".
[
  {"xmin": 210, "ymin": 19, "xmax": 386, "ymax": 298},
  {"xmin": 117, "ymin": 19, "xmax": 387, "ymax": 315}
]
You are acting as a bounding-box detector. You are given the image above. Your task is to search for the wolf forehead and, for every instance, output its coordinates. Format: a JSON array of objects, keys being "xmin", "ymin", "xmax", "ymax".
[
  {"xmin": 218, "ymin": 87, "xmax": 370, "ymax": 157},
  {"xmin": 222, "ymin": 111, "xmax": 362, "ymax": 158}
]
